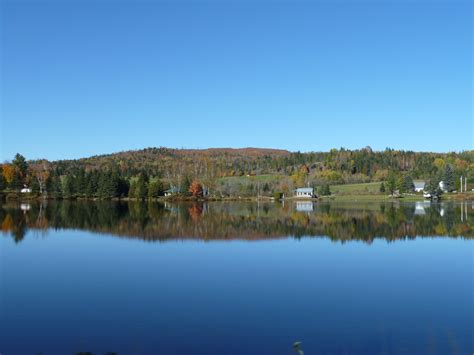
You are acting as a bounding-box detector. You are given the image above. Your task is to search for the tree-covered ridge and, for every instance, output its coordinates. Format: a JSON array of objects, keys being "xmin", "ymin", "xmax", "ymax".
[
  {"xmin": 1, "ymin": 147, "xmax": 473, "ymax": 199},
  {"xmin": 1, "ymin": 201, "xmax": 472, "ymax": 243}
]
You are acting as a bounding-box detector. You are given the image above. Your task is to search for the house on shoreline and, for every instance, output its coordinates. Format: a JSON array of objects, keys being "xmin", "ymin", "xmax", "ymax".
[
  {"xmin": 414, "ymin": 181, "xmax": 425, "ymax": 193},
  {"xmin": 295, "ymin": 187, "xmax": 315, "ymax": 198},
  {"xmin": 21, "ymin": 185, "xmax": 32, "ymax": 193},
  {"xmin": 164, "ymin": 187, "xmax": 181, "ymax": 197}
]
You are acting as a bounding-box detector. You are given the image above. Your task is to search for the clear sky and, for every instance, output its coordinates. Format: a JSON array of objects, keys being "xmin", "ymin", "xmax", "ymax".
[{"xmin": 1, "ymin": 0, "xmax": 472, "ymax": 161}]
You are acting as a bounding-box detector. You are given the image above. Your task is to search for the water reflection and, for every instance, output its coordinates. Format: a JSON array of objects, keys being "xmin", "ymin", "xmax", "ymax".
[{"xmin": 1, "ymin": 200, "xmax": 472, "ymax": 243}]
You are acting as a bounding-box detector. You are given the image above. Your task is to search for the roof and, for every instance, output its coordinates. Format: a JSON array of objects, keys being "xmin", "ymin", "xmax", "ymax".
[
  {"xmin": 414, "ymin": 181, "xmax": 425, "ymax": 189},
  {"xmin": 165, "ymin": 187, "xmax": 181, "ymax": 193},
  {"xmin": 295, "ymin": 187, "xmax": 313, "ymax": 193}
]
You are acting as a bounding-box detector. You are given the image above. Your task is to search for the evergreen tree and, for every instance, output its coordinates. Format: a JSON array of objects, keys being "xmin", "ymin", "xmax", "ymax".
[
  {"xmin": 97, "ymin": 171, "xmax": 121, "ymax": 199},
  {"xmin": 30, "ymin": 177, "xmax": 40, "ymax": 193},
  {"xmin": 386, "ymin": 171, "xmax": 397, "ymax": 195},
  {"xmin": 12, "ymin": 153, "xmax": 28, "ymax": 182},
  {"xmin": 402, "ymin": 175, "xmax": 414, "ymax": 193},
  {"xmin": 10, "ymin": 170, "xmax": 23, "ymax": 191},
  {"xmin": 85, "ymin": 171, "xmax": 99, "ymax": 198},
  {"xmin": 62, "ymin": 175, "xmax": 75, "ymax": 198},
  {"xmin": 46, "ymin": 172, "xmax": 62, "ymax": 198},
  {"xmin": 97, "ymin": 172, "xmax": 111, "ymax": 198},
  {"xmin": 443, "ymin": 164, "xmax": 455, "ymax": 192},
  {"xmin": 117, "ymin": 177, "xmax": 129, "ymax": 197},
  {"xmin": 379, "ymin": 182, "xmax": 386, "ymax": 193},
  {"xmin": 181, "ymin": 175, "xmax": 191, "ymax": 194},
  {"xmin": 427, "ymin": 176, "xmax": 442, "ymax": 197},
  {"xmin": 74, "ymin": 168, "xmax": 86, "ymax": 197}
]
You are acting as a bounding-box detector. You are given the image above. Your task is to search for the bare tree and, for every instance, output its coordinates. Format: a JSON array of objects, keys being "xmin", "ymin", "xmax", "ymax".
[{"xmin": 31, "ymin": 161, "xmax": 51, "ymax": 196}]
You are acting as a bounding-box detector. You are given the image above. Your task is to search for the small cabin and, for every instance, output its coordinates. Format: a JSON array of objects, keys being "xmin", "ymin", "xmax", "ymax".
[
  {"xmin": 164, "ymin": 187, "xmax": 180, "ymax": 197},
  {"xmin": 295, "ymin": 187, "xmax": 314, "ymax": 198},
  {"xmin": 414, "ymin": 181, "xmax": 425, "ymax": 193},
  {"xmin": 20, "ymin": 186, "xmax": 32, "ymax": 193}
]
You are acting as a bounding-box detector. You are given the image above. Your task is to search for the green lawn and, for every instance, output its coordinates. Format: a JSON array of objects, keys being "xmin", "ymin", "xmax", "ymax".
[{"xmin": 330, "ymin": 182, "xmax": 383, "ymax": 195}]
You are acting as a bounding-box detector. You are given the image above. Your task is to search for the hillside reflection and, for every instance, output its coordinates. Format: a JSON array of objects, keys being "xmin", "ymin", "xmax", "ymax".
[{"xmin": 1, "ymin": 200, "xmax": 472, "ymax": 243}]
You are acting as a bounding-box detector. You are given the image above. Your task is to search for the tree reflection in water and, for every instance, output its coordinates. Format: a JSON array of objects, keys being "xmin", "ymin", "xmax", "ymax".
[{"xmin": 0, "ymin": 200, "xmax": 472, "ymax": 243}]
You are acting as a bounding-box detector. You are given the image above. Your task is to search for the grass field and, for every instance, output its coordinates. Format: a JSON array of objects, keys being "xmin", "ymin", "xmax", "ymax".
[
  {"xmin": 330, "ymin": 182, "xmax": 383, "ymax": 195},
  {"xmin": 326, "ymin": 194, "xmax": 424, "ymax": 202}
]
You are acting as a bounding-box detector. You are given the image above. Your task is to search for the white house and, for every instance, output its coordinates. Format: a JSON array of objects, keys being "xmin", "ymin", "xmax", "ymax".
[
  {"xmin": 20, "ymin": 186, "xmax": 31, "ymax": 193},
  {"xmin": 295, "ymin": 187, "xmax": 314, "ymax": 198},
  {"xmin": 414, "ymin": 181, "xmax": 425, "ymax": 193}
]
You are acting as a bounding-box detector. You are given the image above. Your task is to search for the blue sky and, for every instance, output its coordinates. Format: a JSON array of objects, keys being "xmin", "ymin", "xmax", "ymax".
[{"xmin": 1, "ymin": 0, "xmax": 472, "ymax": 161}]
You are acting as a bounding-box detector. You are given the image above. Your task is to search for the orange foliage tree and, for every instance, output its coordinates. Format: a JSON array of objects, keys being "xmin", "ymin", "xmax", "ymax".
[
  {"xmin": 2, "ymin": 165, "xmax": 14, "ymax": 184},
  {"xmin": 189, "ymin": 180, "xmax": 203, "ymax": 197}
]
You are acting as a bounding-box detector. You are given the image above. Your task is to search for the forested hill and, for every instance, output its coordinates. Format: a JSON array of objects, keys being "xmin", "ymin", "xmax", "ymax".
[
  {"xmin": 72, "ymin": 147, "xmax": 290, "ymax": 169},
  {"xmin": 46, "ymin": 146, "xmax": 472, "ymax": 181},
  {"xmin": 50, "ymin": 147, "xmax": 293, "ymax": 177}
]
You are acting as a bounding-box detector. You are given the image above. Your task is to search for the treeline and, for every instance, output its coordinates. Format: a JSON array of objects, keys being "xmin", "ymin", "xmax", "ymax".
[
  {"xmin": 0, "ymin": 147, "xmax": 472, "ymax": 199},
  {"xmin": 0, "ymin": 153, "xmax": 206, "ymax": 199}
]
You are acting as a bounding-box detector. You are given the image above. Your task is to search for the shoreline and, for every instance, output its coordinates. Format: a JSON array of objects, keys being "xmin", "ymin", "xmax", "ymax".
[{"xmin": 2, "ymin": 192, "xmax": 473, "ymax": 203}]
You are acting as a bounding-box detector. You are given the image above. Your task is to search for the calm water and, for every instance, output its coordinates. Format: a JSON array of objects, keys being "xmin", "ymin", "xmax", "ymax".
[{"xmin": 1, "ymin": 200, "xmax": 472, "ymax": 355}]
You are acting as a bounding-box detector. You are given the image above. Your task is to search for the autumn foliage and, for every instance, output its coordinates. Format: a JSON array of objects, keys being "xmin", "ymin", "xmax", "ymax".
[
  {"xmin": 2, "ymin": 165, "xmax": 14, "ymax": 184},
  {"xmin": 189, "ymin": 180, "xmax": 203, "ymax": 197}
]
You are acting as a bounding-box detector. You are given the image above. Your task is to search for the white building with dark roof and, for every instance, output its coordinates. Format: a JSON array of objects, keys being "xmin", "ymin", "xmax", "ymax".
[
  {"xmin": 295, "ymin": 187, "xmax": 314, "ymax": 198},
  {"xmin": 414, "ymin": 181, "xmax": 425, "ymax": 192}
]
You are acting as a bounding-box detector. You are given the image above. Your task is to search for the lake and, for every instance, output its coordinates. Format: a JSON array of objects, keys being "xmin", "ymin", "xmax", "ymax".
[{"xmin": 0, "ymin": 200, "xmax": 472, "ymax": 354}]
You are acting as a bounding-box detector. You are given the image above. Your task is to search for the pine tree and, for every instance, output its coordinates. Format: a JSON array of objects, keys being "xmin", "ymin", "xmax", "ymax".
[
  {"xmin": 62, "ymin": 175, "xmax": 75, "ymax": 198},
  {"xmin": 74, "ymin": 168, "xmax": 86, "ymax": 197},
  {"xmin": 444, "ymin": 164, "xmax": 455, "ymax": 192},
  {"xmin": 85, "ymin": 171, "xmax": 99, "ymax": 198},
  {"xmin": 46, "ymin": 172, "xmax": 62, "ymax": 198},
  {"xmin": 181, "ymin": 175, "xmax": 191, "ymax": 194},
  {"xmin": 10, "ymin": 170, "xmax": 23, "ymax": 191},
  {"xmin": 12, "ymin": 153, "xmax": 28, "ymax": 182},
  {"xmin": 97, "ymin": 171, "xmax": 121, "ymax": 199},
  {"xmin": 402, "ymin": 175, "xmax": 414, "ymax": 193},
  {"xmin": 427, "ymin": 175, "xmax": 443, "ymax": 198},
  {"xmin": 379, "ymin": 182, "xmax": 386, "ymax": 193},
  {"xmin": 386, "ymin": 171, "xmax": 397, "ymax": 195},
  {"xmin": 30, "ymin": 177, "xmax": 40, "ymax": 193}
]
